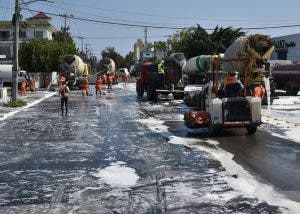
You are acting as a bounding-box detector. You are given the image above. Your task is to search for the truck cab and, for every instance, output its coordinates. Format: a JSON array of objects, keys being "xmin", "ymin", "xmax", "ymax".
[{"xmin": 136, "ymin": 53, "xmax": 186, "ymax": 101}]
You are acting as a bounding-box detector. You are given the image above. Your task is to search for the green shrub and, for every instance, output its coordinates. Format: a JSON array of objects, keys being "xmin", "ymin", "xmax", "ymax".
[{"xmin": 4, "ymin": 99, "xmax": 27, "ymax": 108}]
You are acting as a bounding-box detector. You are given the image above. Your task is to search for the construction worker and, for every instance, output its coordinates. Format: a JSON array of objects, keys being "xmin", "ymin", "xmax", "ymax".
[
  {"xmin": 95, "ymin": 76, "xmax": 102, "ymax": 95},
  {"xmin": 44, "ymin": 76, "xmax": 50, "ymax": 89},
  {"xmin": 101, "ymin": 73, "xmax": 107, "ymax": 85},
  {"xmin": 157, "ymin": 60, "xmax": 165, "ymax": 88},
  {"xmin": 251, "ymin": 71, "xmax": 265, "ymax": 99},
  {"xmin": 82, "ymin": 76, "xmax": 89, "ymax": 96},
  {"xmin": 224, "ymin": 71, "xmax": 244, "ymax": 97},
  {"xmin": 59, "ymin": 76, "xmax": 65, "ymax": 91},
  {"xmin": 123, "ymin": 69, "xmax": 129, "ymax": 85},
  {"xmin": 60, "ymin": 81, "xmax": 70, "ymax": 116},
  {"xmin": 114, "ymin": 71, "xmax": 119, "ymax": 84},
  {"xmin": 107, "ymin": 74, "xmax": 113, "ymax": 89},
  {"xmin": 20, "ymin": 80, "xmax": 27, "ymax": 96},
  {"xmin": 29, "ymin": 79, "xmax": 36, "ymax": 92}
]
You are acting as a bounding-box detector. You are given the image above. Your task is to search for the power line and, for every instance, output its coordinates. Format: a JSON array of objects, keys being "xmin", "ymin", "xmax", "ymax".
[
  {"xmin": 72, "ymin": 35, "xmax": 167, "ymax": 40},
  {"xmin": 243, "ymin": 24, "xmax": 300, "ymax": 30},
  {"xmin": 20, "ymin": 7, "xmax": 300, "ymax": 31},
  {"xmin": 21, "ymin": 8, "xmax": 189, "ymax": 30},
  {"xmin": 46, "ymin": 4, "xmax": 170, "ymax": 26},
  {"xmin": 57, "ymin": 2, "xmax": 300, "ymax": 23}
]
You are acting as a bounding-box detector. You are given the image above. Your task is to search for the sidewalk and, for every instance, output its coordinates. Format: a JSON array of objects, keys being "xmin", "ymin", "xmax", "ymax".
[{"xmin": 0, "ymin": 90, "xmax": 56, "ymax": 122}]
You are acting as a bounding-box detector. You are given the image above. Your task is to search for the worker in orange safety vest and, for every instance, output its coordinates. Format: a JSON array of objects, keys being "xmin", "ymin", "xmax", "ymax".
[
  {"xmin": 29, "ymin": 79, "xmax": 36, "ymax": 92},
  {"xmin": 224, "ymin": 71, "xmax": 244, "ymax": 97},
  {"xmin": 20, "ymin": 80, "xmax": 27, "ymax": 96},
  {"xmin": 250, "ymin": 71, "xmax": 265, "ymax": 99},
  {"xmin": 101, "ymin": 73, "xmax": 107, "ymax": 84},
  {"xmin": 114, "ymin": 71, "xmax": 119, "ymax": 84},
  {"xmin": 95, "ymin": 76, "xmax": 103, "ymax": 95},
  {"xmin": 82, "ymin": 77, "xmax": 89, "ymax": 96},
  {"xmin": 107, "ymin": 74, "xmax": 113, "ymax": 89}
]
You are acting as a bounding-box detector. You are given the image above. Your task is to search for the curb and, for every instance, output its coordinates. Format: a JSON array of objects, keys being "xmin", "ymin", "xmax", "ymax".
[{"xmin": 0, "ymin": 92, "xmax": 56, "ymax": 122}]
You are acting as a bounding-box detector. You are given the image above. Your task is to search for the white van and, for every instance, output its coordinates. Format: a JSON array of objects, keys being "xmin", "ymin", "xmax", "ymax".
[{"xmin": 0, "ymin": 64, "xmax": 29, "ymax": 87}]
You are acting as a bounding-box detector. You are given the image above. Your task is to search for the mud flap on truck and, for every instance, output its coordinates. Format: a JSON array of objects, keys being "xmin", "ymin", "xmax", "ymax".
[
  {"xmin": 136, "ymin": 82, "xmax": 144, "ymax": 97},
  {"xmin": 147, "ymin": 85, "xmax": 158, "ymax": 101},
  {"xmin": 246, "ymin": 126, "xmax": 257, "ymax": 135},
  {"xmin": 208, "ymin": 124, "xmax": 222, "ymax": 137}
]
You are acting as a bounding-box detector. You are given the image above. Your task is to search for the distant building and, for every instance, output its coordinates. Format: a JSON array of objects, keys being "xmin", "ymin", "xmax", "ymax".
[
  {"xmin": 0, "ymin": 12, "xmax": 56, "ymax": 64},
  {"xmin": 271, "ymin": 33, "xmax": 300, "ymax": 62},
  {"xmin": 134, "ymin": 39, "xmax": 145, "ymax": 63}
]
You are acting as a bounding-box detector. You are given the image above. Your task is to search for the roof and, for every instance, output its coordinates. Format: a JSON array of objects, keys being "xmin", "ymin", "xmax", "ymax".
[
  {"xmin": 30, "ymin": 12, "xmax": 51, "ymax": 20},
  {"xmin": 0, "ymin": 20, "xmax": 53, "ymax": 28}
]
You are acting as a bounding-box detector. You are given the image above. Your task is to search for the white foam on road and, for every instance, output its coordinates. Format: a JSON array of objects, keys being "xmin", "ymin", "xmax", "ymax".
[
  {"xmin": 92, "ymin": 161, "xmax": 139, "ymax": 188},
  {"xmin": 0, "ymin": 91, "xmax": 56, "ymax": 122},
  {"xmin": 137, "ymin": 116, "xmax": 300, "ymax": 213},
  {"xmin": 261, "ymin": 96, "xmax": 300, "ymax": 144}
]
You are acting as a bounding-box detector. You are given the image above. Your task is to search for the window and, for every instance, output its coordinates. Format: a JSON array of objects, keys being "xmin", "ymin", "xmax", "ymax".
[
  {"xmin": 0, "ymin": 31, "xmax": 10, "ymax": 41},
  {"xmin": 277, "ymin": 49, "xmax": 288, "ymax": 60},
  {"xmin": 0, "ymin": 46, "xmax": 11, "ymax": 58},
  {"xmin": 34, "ymin": 31, "xmax": 43, "ymax": 38},
  {"xmin": 19, "ymin": 31, "xmax": 26, "ymax": 39}
]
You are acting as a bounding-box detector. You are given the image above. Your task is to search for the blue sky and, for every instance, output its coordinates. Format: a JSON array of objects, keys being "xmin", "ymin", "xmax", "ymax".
[{"xmin": 2, "ymin": 0, "xmax": 300, "ymax": 57}]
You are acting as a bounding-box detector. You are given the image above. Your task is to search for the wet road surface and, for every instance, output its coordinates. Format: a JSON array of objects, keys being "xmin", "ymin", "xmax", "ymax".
[{"xmin": 0, "ymin": 84, "xmax": 294, "ymax": 213}]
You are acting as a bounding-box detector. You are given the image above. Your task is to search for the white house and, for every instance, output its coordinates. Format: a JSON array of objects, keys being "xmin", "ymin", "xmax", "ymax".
[
  {"xmin": 0, "ymin": 12, "xmax": 56, "ymax": 64},
  {"xmin": 0, "ymin": 12, "xmax": 57, "ymax": 87}
]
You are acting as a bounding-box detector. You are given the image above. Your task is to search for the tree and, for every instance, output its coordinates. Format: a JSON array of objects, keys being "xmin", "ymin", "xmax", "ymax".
[
  {"xmin": 19, "ymin": 30, "xmax": 77, "ymax": 73},
  {"xmin": 52, "ymin": 30, "xmax": 74, "ymax": 43},
  {"xmin": 100, "ymin": 47, "xmax": 125, "ymax": 69},
  {"xmin": 124, "ymin": 51, "xmax": 134, "ymax": 69},
  {"xmin": 163, "ymin": 25, "xmax": 245, "ymax": 59}
]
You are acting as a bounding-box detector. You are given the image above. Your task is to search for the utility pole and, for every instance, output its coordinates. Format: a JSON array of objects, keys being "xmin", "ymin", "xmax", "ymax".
[
  {"xmin": 60, "ymin": 12, "xmax": 73, "ymax": 34},
  {"xmin": 79, "ymin": 36, "xmax": 84, "ymax": 53},
  {"xmin": 12, "ymin": 0, "xmax": 20, "ymax": 102},
  {"xmin": 144, "ymin": 27, "xmax": 148, "ymax": 51}
]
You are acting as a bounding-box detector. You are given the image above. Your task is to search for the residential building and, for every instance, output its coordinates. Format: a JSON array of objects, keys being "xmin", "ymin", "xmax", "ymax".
[
  {"xmin": 134, "ymin": 39, "xmax": 145, "ymax": 63},
  {"xmin": 0, "ymin": 12, "xmax": 56, "ymax": 64}
]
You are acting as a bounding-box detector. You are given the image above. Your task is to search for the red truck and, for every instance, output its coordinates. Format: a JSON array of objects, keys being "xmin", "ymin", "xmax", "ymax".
[
  {"xmin": 271, "ymin": 61, "xmax": 300, "ymax": 96},
  {"xmin": 136, "ymin": 53, "xmax": 186, "ymax": 101}
]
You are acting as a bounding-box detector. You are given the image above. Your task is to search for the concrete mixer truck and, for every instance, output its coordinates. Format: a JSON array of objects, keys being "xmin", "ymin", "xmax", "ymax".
[
  {"xmin": 183, "ymin": 54, "xmax": 226, "ymax": 107},
  {"xmin": 136, "ymin": 53, "xmax": 186, "ymax": 101},
  {"xmin": 223, "ymin": 34, "xmax": 275, "ymax": 99},
  {"xmin": 61, "ymin": 55, "xmax": 89, "ymax": 89},
  {"xmin": 99, "ymin": 57, "xmax": 116, "ymax": 75}
]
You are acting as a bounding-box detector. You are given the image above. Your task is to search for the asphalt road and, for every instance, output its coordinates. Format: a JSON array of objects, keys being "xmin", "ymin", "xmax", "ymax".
[
  {"xmin": 165, "ymin": 115, "xmax": 300, "ymax": 203},
  {"xmin": 218, "ymin": 129, "xmax": 300, "ymax": 202},
  {"xmin": 0, "ymin": 83, "xmax": 293, "ymax": 213}
]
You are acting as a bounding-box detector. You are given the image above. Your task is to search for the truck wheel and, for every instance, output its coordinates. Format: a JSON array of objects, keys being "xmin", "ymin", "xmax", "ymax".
[
  {"xmin": 292, "ymin": 87, "xmax": 299, "ymax": 96},
  {"xmin": 208, "ymin": 125, "xmax": 221, "ymax": 137},
  {"xmin": 147, "ymin": 85, "xmax": 157, "ymax": 101},
  {"xmin": 286, "ymin": 86, "xmax": 299, "ymax": 96},
  {"xmin": 246, "ymin": 126, "xmax": 257, "ymax": 135},
  {"xmin": 173, "ymin": 92, "xmax": 184, "ymax": 100},
  {"xmin": 136, "ymin": 83, "xmax": 144, "ymax": 97}
]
